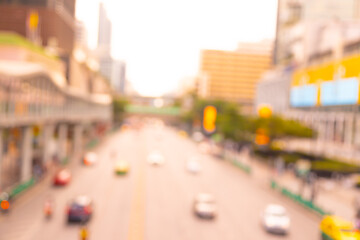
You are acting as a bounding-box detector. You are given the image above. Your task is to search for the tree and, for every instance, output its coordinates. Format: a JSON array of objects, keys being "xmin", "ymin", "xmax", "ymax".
[
  {"xmin": 112, "ymin": 97, "xmax": 129, "ymax": 123},
  {"xmin": 252, "ymin": 115, "xmax": 315, "ymax": 143},
  {"xmin": 216, "ymin": 103, "xmax": 252, "ymax": 142}
]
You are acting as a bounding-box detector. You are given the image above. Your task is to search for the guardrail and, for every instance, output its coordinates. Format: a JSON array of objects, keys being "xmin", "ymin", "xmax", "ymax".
[{"xmin": 270, "ymin": 179, "xmax": 330, "ymax": 216}]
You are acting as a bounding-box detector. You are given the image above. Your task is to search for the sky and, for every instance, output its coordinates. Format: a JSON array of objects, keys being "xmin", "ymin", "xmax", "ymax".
[{"xmin": 76, "ymin": 0, "xmax": 278, "ymax": 97}]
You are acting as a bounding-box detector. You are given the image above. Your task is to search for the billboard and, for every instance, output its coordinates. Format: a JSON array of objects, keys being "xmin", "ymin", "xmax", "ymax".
[{"xmin": 290, "ymin": 55, "xmax": 360, "ymax": 107}]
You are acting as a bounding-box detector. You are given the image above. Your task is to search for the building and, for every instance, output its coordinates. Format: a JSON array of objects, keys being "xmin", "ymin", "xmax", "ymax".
[
  {"xmin": 75, "ymin": 20, "xmax": 88, "ymax": 48},
  {"xmin": 111, "ymin": 60, "xmax": 126, "ymax": 95},
  {"xmin": 255, "ymin": 66, "xmax": 293, "ymax": 114},
  {"xmin": 274, "ymin": 0, "xmax": 360, "ymax": 66},
  {"xmin": 95, "ymin": 2, "xmax": 126, "ymax": 95},
  {"xmin": 97, "ymin": 2, "xmax": 111, "ymax": 54},
  {"xmin": 97, "ymin": 2, "xmax": 112, "ymax": 81},
  {"xmin": 256, "ymin": 0, "xmax": 360, "ymax": 163},
  {"xmin": 0, "ymin": 0, "xmax": 76, "ymax": 81},
  {"xmin": 198, "ymin": 40, "xmax": 272, "ymax": 113}
]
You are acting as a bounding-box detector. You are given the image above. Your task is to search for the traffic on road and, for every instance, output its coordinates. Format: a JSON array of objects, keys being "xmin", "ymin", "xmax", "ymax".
[{"xmin": 0, "ymin": 121, "xmax": 325, "ymax": 240}]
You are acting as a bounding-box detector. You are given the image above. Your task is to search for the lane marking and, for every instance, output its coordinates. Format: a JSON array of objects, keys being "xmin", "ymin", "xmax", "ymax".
[{"xmin": 128, "ymin": 133, "xmax": 146, "ymax": 240}]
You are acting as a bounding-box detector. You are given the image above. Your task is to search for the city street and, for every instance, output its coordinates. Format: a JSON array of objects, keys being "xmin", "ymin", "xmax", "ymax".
[{"xmin": 0, "ymin": 122, "xmax": 320, "ymax": 240}]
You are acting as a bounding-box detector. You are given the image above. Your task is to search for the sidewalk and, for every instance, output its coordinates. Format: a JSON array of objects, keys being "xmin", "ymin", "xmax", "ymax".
[{"xmin": 224, "ymin": 149, "xmax": 359, "ymax": 221}]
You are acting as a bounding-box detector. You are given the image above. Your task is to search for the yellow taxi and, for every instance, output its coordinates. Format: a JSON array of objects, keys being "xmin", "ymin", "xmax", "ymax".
[
  {"xmin": 178, "ymin": 130, "xmax": 188, "ymax": 138},
  {"xmin": 114, "ymin": 160, "xmax": 130, "ymax": 175},
  {"xmin": 320, "ymin": 215, "xmax": 360, "ymax": 240}
]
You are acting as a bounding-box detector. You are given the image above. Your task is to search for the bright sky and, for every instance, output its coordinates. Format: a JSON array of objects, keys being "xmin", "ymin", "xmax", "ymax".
[{"xmin": 76, "ymin": 0, "xmax": 278, "ymax": 97}]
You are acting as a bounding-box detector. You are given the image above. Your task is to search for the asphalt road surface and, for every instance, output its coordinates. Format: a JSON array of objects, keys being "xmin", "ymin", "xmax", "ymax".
[{"xmin": 0, "ymin": 121, "xmax": 320, "ymax": 240}]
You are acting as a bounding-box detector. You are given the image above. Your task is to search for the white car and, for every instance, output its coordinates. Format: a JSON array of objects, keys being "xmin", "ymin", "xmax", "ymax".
[
  {"xmin": 262, "ymin": 204, "xmax": 290, "ymax": 235},
  {"xmin": 193, "ymin": 193, "xmax": 217, "ymax": 219},
  {"xmin": 192, "ymin": 131, "xmax": 204, "ymax": 142},
  {"xmin": 186, "ymin": 158, "xmax": 201, "ymax": 174},
  {"xmin": 83, "ymin": 152, "xmax": 97, "ymax": 166},
  {"xmin": 147, "ymin": 151, "xmax": 165, "ymax": 165}
]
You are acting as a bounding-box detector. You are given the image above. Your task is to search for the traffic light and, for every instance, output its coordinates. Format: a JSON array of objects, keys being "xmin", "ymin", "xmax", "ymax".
[
  {"xmin": 203, "ymin": 106, "xmax": 217, "ymax": 133},
  {"xmin": 258, "ymin": 104, "xmax": 272, "ymax": 118},
  {"xmin": 255, "ymin": 128, "xmax": 270, "ymax": 145}
]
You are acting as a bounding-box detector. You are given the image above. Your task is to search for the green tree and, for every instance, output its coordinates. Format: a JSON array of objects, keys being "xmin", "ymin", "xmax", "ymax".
[
  {"xmin": 216, "ymin": 103, "xmax": 252, "ymax": 142},
  {"xmin": 252, "ymin": 115, "xmax": 315, "ymax": 141},
  {"xmin": 112, "ymin": 97, "xmax": 129, "ymax": 123}
]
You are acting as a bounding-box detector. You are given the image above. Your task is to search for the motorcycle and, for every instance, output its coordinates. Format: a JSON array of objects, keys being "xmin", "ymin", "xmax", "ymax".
[{"xmin": 43, "ymin": 199, "xmax": 54, "ymax": 219}]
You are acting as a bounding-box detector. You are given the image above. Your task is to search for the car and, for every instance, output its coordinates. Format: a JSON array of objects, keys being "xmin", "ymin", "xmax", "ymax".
[
  {"xmin": 83, "ymin": 152, "xmax": 97, "ymax": 166},
  {"xmin": 192, "ymin": 131, "xmax": 204, "ymax": 143},
  {"xmin": 320, "ymin": 215, "xmax": 360, "ymax": 240},
  {"xmin": 53, "ymin": 169, "xmax": 71, "ymax": 186},
  {"xmin": 186, "ymin": 158, "xmax": 201, "ymax": 174},
  {"xmin": 193, "ymin": 193, "xmax": 217, "ymax": 219},
  {"xmin": 147, "ymin": 151, "xmax": 165, "ymax": 165},
  {"xmin": 67, "ymin": 196, "xmax": 93, "ymax": 223},
  {"xmin": 178, "ymin": 130, "xmax": 188, "ymax": 138},
  {"xmin": 114, "ymin": 160, "xmax": 130, "ymax": 175},
  {"xmin": 261, "ymin": 204, "xmax": 290, "ymax": 235}
]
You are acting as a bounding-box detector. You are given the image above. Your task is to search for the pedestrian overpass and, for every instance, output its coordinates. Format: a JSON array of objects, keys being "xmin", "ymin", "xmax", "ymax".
[{"xmin": 124, "ymin": 104, "xmax": 181, "ymax": 122}]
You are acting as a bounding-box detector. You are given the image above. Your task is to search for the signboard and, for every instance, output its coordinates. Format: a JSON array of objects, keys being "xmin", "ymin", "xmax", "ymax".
[{"xmin": 290, "ymin": 55, "xmax": 360, "ymax": 107}]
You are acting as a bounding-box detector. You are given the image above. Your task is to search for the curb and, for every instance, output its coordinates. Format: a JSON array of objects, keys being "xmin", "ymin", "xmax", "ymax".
[{"xmin": 270, "ymin": 179, "xmax": 330, "ymax": 217}]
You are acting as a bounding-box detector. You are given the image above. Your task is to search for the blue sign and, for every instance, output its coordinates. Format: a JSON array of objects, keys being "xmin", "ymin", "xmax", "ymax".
[
  {"xmin": 320, "ymin": 78, "xmax": 358, "ymax": 106},
  {"xmin": 290, "ymin": 84, "xmax": 318, "ymax": 107}
]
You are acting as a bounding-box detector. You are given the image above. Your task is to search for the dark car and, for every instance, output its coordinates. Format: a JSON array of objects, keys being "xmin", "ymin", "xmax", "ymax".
[{"xmin": 67, "ymin": 196, "xmax": 93, "ymax": 223}]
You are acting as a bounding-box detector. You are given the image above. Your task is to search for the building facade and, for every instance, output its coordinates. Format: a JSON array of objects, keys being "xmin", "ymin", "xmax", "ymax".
[
  {"xmin": 111, "ymin": 60, "xmax": 126, "ymax": 95},
  {"xmin": 198, "ymin": 41, "xmax": 272, "ymax": 112},
  {"xmin": 274, "ymin": 0, "xmax": 360, "ymax": 66},
  {"xmin": 255, "ymin": 66, "xmax": 293, "ymax": 114}
]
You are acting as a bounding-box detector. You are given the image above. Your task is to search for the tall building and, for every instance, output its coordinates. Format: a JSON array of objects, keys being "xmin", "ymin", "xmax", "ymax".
[
  {"xmin": 97, "ymin": 2, "xmax": 111, "ymax": 53},
  {"xmin": 96, "ymin": 2, "xmax": 127, "ymax": 95},
  {"xmin": 198, "ymin": 41, "xmax": 272, "ymax": 113}
]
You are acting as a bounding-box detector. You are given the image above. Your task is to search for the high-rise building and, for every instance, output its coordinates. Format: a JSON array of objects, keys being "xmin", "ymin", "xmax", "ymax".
[
  {"xmin": 97, "ymin": 2, "xmax": 111, "ymax": 54},
  {"xmin": 198, "ymin": 41, "xmax": 272, "ymax": 113},
  {"xmin": 96, "ymin": 3, "xmax": 127, "ymax": 95}
]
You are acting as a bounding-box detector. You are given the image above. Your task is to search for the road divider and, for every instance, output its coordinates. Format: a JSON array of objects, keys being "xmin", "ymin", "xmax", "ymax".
[
  {"xmin": 231, "ymin": 159, "xmax": 252, "ymax": 174},
  {"xmin": 10, "ymin": 178, "xmax": 35, "ymax": 199},
  {"xmin": 270, "ymin": 179, "xmax": 330, "ymax": 216},
  {"xmin": 222, "ymin": 154, "xmax": 252, "ymax": 175}
]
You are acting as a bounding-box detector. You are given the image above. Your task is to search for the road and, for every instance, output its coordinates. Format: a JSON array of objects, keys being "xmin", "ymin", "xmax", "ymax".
[{"xmin": 0, "ymin": 121, "xmax": 320, "ymax": 240}]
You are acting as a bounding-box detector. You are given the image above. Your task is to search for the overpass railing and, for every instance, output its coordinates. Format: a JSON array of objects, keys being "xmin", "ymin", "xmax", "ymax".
[{"xmin": 0, "ymin": 64, "xmax": 112, "ymax": 127}]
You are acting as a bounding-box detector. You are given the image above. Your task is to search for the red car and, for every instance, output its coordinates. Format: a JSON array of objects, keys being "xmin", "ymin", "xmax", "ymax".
[{"xmin": 53, "ymin": 169, "xmax": 71, "ymax": 186}]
